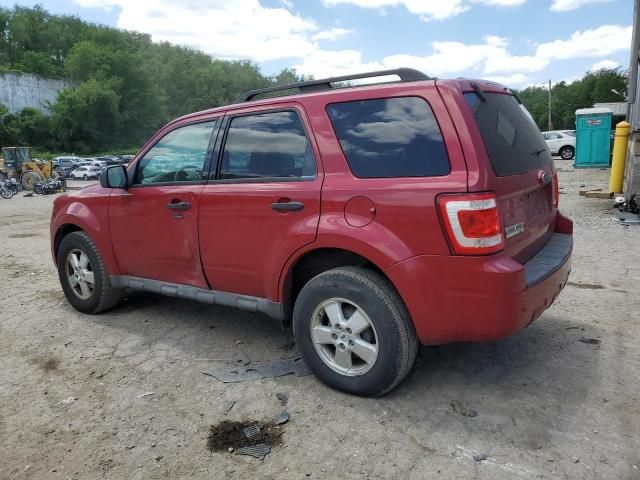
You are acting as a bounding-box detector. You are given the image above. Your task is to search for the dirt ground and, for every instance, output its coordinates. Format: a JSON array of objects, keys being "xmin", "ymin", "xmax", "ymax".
[{"xmin": 1, "ymin": 165, "xmax": 639, "ymax": 480}]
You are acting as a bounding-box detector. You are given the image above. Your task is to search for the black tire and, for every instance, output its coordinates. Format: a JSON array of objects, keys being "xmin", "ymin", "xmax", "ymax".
[
  {"xmin": 559, "ymin": 146, "xmax": 575, "ymax": 160},
  {"xmin": 293, "ymin": 266, "xmax": 418, "ymax": 397},
  {"xmin": 57, "ymin": 231, "xmax": 123, "ymax": 314},
  {"xmin": 83, "ymin": 174, "xmax": 88, "ymax": 181}
]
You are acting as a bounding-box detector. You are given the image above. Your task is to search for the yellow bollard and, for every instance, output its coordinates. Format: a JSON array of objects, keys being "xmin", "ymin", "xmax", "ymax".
[{"xmin": 609, "ymin": 121, "xmax": 630, "ymax": 193}]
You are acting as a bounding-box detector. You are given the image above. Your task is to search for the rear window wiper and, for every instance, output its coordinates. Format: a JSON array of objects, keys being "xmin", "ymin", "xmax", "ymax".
[
  {"xmin": 531, "ymin": 148, "xmax": 546, "ymax": 156},
  {"xmin": 470, "ymin": 82, "xmax": 486, "ymax": 103}
]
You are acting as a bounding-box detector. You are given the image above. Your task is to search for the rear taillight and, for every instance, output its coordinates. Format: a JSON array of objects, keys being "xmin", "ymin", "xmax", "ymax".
[
  {"xmin": 438, "ymin": 192, "xmax": 505, "ymax": 255},
  {"xmin": 552, "ymin": 174, "xmax": 559, "ymax": 209}
]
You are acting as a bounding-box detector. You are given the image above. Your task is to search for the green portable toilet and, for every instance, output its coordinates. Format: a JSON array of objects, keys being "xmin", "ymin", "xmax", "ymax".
[{"xmin": 575, "ymin": 107, "xmax": 612, "ymax": 168}]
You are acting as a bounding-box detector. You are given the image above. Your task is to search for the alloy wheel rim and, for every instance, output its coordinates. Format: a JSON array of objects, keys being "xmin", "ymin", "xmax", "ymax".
[
  {"xmin": 65, "ymin": 249, "xmax": 95, "ymax": 300},
  {"xmin": 310, "ymin": 298, "xmax": 379, "ymax": 376},
  {"xmin": 562, "ymin": 149, "xmax": 572, "ymax": 159}
]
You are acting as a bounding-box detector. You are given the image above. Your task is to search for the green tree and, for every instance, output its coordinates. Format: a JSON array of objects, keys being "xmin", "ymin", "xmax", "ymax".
[
  {"xmin": 518, "ymin": 68, "xmax": 628, "ymax": 131},
  {"xmin": 50, "ymin": 79, "xmax": 120, "ymax": 153}
]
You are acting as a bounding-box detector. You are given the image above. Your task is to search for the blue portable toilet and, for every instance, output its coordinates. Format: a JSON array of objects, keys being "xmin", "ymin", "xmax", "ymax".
[{"xmin": 575, "ymin": 107, "xmax": 612, "ymax": 168}]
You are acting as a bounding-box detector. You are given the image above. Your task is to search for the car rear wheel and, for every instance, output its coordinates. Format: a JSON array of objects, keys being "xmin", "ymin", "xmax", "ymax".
[
  {"xmin": 57, "ymin": 231, "xmax": 123, "ymax": 314},
  {"xmin": 83, "ymin": 174, "xmax": 88, "ymax": 180},
  {"xmin": 559, "ymin": 146, "xmax": 575, "ymax": 160},
  {"xmin": 293, "ymin": 267, "xmax": 418, "ymax": 396}
]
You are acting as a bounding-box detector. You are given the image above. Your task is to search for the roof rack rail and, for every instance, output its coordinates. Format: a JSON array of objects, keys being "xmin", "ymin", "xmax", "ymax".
[{"xmin": 236, "ymin": 67, "xmax": 431, "ymax": 103}]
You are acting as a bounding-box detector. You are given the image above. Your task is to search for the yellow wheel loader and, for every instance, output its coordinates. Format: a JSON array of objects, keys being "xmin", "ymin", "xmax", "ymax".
[{"xmin": 0, "ymin": 147, "xmax": 59, "ymax": 191}]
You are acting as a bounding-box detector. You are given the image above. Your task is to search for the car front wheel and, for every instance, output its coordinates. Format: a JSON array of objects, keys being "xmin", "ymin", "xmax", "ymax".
[
  {"xmin": 57, "ymin": 231, "xmax": 122, "ymax": 314},
  {"xmin": 559, "ymin": 146, "xmax": 575, "ymax": 160},
  {"xmin": 293, "ymin": 267, "xmax": 418, "ymax": 396}
]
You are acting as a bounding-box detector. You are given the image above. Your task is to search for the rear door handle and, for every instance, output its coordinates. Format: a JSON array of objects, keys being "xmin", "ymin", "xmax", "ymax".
[
  {"xmin": 167, "ymin": 201, "xmax": 191, "ymax": 211},
  {"xmin": 271, "ymin": 201, "xmax": 304, "ymax": 212}
]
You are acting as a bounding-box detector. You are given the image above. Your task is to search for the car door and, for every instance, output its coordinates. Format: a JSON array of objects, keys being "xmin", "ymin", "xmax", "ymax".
[
  {"xmin": 109, "ymin": 118, "xmax": 220, "ymax": 287},
  {"xmin": 550, "ymin": 132, "xmax": 564, "ymax": 153},
  {"xmin": 199, "ymin": 105, "xmax": 323, "ymax": 300}
]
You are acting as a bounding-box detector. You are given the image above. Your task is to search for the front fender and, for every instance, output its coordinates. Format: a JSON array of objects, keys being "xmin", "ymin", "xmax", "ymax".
[{"xmin": 51, "ymin": 197, "xmax": 118, "ymax": 275}]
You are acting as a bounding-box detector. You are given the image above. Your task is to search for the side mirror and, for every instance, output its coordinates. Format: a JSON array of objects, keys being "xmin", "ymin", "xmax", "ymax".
[{"xmin": 100, "ymin": 165, "xmax": 128, "ymax": 189}]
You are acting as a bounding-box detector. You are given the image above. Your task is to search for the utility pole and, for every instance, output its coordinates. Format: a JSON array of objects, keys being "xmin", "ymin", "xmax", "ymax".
[{"xmin": 548, "ymin": 79, "xmax": 553, "ymax": 131}]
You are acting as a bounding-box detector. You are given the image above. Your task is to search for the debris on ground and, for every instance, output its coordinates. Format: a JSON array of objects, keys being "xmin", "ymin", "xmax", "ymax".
[
  {"xmin": 450, "ymin": 400, "xmax": 478, "ymax": 418},
  {"xmin": 236, "ymin": 444, "xmax": 271, "ymax": 460},
  {"xmin": 276, "ymin": 392, "xmax": 288, "ymax": 406},
  {"xmin": 579, "ymin": 337, "xmax": 602, "ymax": 345},
  {"xmin": 222, "ymin": 400, "xmax": 235, "ymax": 416},
  {"xmin": 59, "ymin": 396, "xmax": 77, "ymax": 406},
  {"xmin": 275, "ymin": 411, "xmax": 289, "ymax": 426},
  {"xmin": 579, "ymin": 189, "xmax": 613, "ymax": 199},
  {"xmin": 136, "ymin": 391, "xmax": 155, "ymax": 398},
  {"xmin": 202, "ymin": 356, "xmax": 311, "ymax": 383},
  {"xmin": 243, "ymin": 424, "xmax": 262, "ymax": 442},
  {"xmin": 207, "ymin": 419, "xmax": 285, "ymax": 460},
  {"xmin": 473, "ymin": 453, "xmax": 488, "ymax": 462}
]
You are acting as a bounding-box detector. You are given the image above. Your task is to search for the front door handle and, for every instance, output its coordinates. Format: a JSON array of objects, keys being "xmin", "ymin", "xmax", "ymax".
[
  {"xmin": 167, "ymin": 201, "xmax": 191, "ymax": 211},
  {"xmin": 271, "ymin": 201, "xmax": 304, "ymax": 212}
]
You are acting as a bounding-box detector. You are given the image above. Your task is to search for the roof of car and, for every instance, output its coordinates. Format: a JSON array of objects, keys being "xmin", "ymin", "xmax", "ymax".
[{"xmin": 169, "ymin": 68, "xmax": 512, "ymax": 127}]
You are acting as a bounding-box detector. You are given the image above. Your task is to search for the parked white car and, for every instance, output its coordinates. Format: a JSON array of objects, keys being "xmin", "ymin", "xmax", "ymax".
[
  {"xmin": 82, "ymin": 157, "xmax": 108, "ymax": 168},
  {"xmin": 70, "ymin": 165, "xmax": 102, "ymax": 180},
  {"xmin": 542, "ymin": 130, "xmax": 576, "ymax": 160}
]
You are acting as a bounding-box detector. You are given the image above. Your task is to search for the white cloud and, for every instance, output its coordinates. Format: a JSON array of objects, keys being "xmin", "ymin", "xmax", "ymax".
[
  {"xmin": 312, "ymin": 28, "xmax": 351, "ymax": 42},
  {"xmin": 472, "ymin": 0, "xmax": 527, "ymax": 5},
  {"xmin": 484, "ymin": 73, "xmax": 530, "ymax": 86},
  {"xmin": 591, "ymin": 59, "xmax": 620, "ymax": 71},
  {"xmin": 322, "ymin": 0, "xmax": 469, "ymax": 21},
  {"xmin": 535, "ymin": 25, "xmax": 632, "ymax": 60},
  {"xmin": 322, "ymin": 0, "xmax": 527, "ymax": 20},
  {"xmin": 550, "ymin": 0, "xmax": 613, "ymax": 12},
  {"xmin": 295, "ymin": 35, "xmax": 547, "ymax": 79},
  {"xmin": 73, "ymin": 0, "xmax": 338, "ymax": 62}
]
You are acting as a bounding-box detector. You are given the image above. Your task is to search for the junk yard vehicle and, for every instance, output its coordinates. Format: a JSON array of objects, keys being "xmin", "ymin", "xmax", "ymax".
[
  {"xmin": 0, "ymin": 146, "xmax": 59, "ymax": 191},
  {"xmin": 51, "ymin": 68, "xmax": 573, "ymax": 396}
]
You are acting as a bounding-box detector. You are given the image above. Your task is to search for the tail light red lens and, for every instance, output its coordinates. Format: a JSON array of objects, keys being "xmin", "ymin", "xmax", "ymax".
[
  {"xmin": 438, "ymin": 192, "xmax": 505, "ymax": 255},
  {"xmin": 552, "ymin": 174, "xmax": 559, "ymax": 208}
]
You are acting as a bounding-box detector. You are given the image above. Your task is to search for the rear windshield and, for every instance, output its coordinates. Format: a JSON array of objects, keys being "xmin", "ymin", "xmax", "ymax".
[{"xmin": 464, "ymin": 92, "xmax": 552, "ymax": 176}]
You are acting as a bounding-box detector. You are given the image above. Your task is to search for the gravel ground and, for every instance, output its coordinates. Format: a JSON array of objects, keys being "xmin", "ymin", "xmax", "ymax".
[{"xmin": 1, "ymin": 164, "xmax": 639, "ymax": 480}]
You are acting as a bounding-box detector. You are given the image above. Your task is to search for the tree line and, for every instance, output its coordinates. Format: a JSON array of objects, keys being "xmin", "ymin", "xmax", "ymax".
[
  {"xmin": 0, "ymin": 5, "xmax": 630, "ymax": 154},
  {"xmin": 517, "ymin": 68, "xmax": 628, "ymax": 131},
  {"xmin": 0, "ymin": 5, "xmax": 305, "ymax": 154}
]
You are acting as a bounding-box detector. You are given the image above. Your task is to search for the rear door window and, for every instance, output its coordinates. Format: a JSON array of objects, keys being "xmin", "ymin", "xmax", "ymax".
[
  {"xmin": 465, "ymin": 92, "xmax": 552, "ymax": 176},
  {"xmin": 219, "ymin": 110, "xmax": 316, "ymax": 180},
  {"xmin": 326, "ymin": 97, "xmax": 450, "ymax": 178}
]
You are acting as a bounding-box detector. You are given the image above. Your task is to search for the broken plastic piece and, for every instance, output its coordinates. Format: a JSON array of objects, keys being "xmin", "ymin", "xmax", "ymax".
[{"xmin": 275, "ymin": 411, "xmax": 289, "ymax": 425}]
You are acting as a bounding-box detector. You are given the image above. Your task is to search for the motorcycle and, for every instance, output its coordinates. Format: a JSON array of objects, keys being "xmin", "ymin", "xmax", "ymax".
[
  {"xmin": 2, "ymin": 178, "xmax": 23, "ymax": 195},
  {"xmin": 34, "ymin": 178, "xmax": 63, "ymax": 195},
  {"xmin": 0, "ymin": 181, "xmax": 14, "ymax": 199}
]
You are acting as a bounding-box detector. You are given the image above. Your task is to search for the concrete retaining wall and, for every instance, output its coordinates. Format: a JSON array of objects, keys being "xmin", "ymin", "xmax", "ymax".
[{"xmin": 0, "ymin": 72, "xmax": 74, "ymax": 114}]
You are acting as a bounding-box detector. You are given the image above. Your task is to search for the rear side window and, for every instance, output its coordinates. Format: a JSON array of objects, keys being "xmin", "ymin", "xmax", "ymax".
[
  {"xmin": 464, "ymin": 92, "xmax": 552, "ymax": 176},
  {"xmin": 326, "ymin": 97, "xmax": 450, "ymax": 178},
  {"xmin": 219, "ymin": 111, "xmax": 316, "ymax": 180}
]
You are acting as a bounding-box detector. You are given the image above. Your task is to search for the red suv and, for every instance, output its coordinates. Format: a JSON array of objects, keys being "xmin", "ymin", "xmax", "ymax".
[{"xmin": 51, "ymin": 68, "xmax": 573, "ymax": 396}]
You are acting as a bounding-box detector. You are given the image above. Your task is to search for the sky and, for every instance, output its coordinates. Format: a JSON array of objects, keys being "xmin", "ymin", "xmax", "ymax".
[{"xmin": 2, "ymin": 0, "xmax": 635, "ymax": 89}]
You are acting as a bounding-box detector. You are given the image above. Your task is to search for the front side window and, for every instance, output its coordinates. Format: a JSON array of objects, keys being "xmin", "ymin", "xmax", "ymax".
[
  {"xmin": 135, "ymin": 120, "xmax": 218, "ymax": 185},
  {"xmin": 326, "ymin": 97, "xmax": 450, "ymax": 178},
  {"xmin": 219, "ymin": 110, "xmax": 315, "ymax": 180}
]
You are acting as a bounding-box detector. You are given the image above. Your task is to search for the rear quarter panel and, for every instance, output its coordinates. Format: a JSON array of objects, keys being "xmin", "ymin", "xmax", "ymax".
[{"xmin": 299, "ymin": 83, "xmax": 468, "ymax": 267}]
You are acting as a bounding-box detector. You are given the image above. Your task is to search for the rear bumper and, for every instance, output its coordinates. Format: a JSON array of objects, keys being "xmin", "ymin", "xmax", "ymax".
[{"xmin": 385, "ymin": 212, "xmax": 573, "ymax": 345}]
